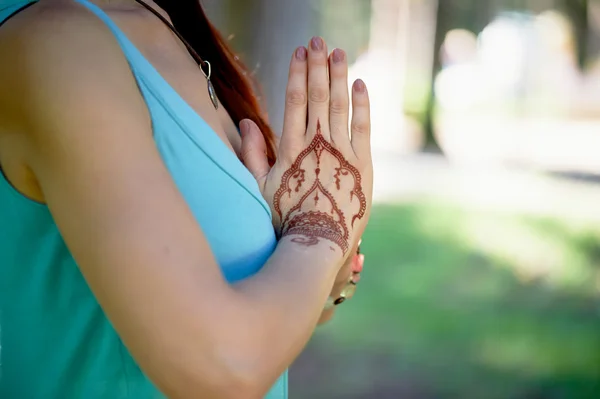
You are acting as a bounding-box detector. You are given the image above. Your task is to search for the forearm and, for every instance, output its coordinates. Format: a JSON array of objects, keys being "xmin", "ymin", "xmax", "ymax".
[{"xmin": 225, "ymin": 235, "xmax": 343, "ymax": 390}]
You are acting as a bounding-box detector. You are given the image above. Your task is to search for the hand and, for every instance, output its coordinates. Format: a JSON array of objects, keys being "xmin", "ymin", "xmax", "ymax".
[
  {"xmin": 330, "ymin": 239, "xmax": 364, "ymax": 298},
  {"xmin": 318, "ymin": 241, "xmax": 365, "ymax": 324},
  {"xmin": 240, "ymin": 37, "xmax": 372, "ymax": 260}
]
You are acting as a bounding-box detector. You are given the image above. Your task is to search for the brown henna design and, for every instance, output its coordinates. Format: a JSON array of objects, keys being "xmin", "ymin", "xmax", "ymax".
[
  {"xmin": 290, "ymin": 236, "xmax": 319, "ymax": 247},
  {"xmin": 273, "ymin": 120, "xmax": 367, "ymax": 254}
]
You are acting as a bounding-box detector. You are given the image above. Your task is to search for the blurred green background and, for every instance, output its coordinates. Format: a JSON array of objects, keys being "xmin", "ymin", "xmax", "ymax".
[
  {"xmin": 292, "ymin": 200, "xmax": 600, "ymax": 398},
  {"xmin": 201, "ymin": 0, "xmax": 600, "ymax": 397}
]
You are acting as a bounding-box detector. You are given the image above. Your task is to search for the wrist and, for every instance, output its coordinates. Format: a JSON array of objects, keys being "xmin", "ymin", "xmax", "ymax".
[{"xmin": 277, "ymin": 234, "xmax": 345, "ymax": 269}]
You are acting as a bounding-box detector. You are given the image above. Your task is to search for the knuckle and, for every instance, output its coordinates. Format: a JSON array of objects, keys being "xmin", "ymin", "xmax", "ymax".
[
  {"xmin": 329, "ymin": 98, "xmax": 348, "ymax": 115},
  {"xmin": 282, "ymin": 151, "xmax": 299, "ymax": 165},
  {"xmin": 309, "ymin": 86, "xmax": 329, "ymax": 104},
  {"xmin": 330, "ymin": 124, "xmax": 347, "ymax": 139},
  {"xmin": 282, "ymin": 142, "xmax": 304, "ymax": 164},
  {"xmin": 352, "ymin": 121, "xmax": 370, "ymax": 135},
  {"xmin": 286, "ymin": 90, "xmax": 307, "ymax": 107},
  {"xmin": 240, "ymin": 144, "xmax": 252, "ymax": 160}
]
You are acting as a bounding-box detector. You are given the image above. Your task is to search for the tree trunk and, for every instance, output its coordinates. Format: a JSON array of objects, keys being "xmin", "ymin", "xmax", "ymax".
[
  {"xmin": 247, "ymin": 0, "xmax": 313, "ymax": 134},
  {"xmin": 561, "ymin": 0, "xmax": 589, "ymax": 69},
  {"xmin": 423, "ymin": 0, "xmax": 446, "ymax": 152},
  {"xmin": 203, "ymin": 0, "xmax": 313, "ymax": 134}
]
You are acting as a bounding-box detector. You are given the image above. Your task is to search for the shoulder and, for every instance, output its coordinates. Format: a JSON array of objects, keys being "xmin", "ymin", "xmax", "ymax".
[
  {"xmin": 0, "ymin": 0, "xmax": 117, "ymax": 56},
  {"xmin": 0, "ymin": 0, "xmax": 143, "ymax": 129},
  {"xmin": 0, "ymin": 0, "xmax": 152, "ymax": 187}
]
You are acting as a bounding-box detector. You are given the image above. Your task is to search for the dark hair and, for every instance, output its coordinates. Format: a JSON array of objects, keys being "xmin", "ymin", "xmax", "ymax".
[{"xmin": 155, "ymin": 0, "xmax": 277, "ymax": 166}]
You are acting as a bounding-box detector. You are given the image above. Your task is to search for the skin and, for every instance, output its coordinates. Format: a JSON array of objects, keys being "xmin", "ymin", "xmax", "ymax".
[{"xmin": 0, "ymin": 1, "xmax": 372, "ymax": 398}]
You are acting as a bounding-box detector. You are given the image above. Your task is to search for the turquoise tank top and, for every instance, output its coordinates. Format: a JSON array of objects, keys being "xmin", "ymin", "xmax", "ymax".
[{"xmin": 0, "ymin": 1, "xmax": 287, "ymax": 397}]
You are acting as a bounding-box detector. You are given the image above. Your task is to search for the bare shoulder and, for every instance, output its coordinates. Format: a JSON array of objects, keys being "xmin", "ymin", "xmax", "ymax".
[
  {"xmin": 0, "ymin": 0, "xmax": 118, "ymax": 64},
  {"xmin": 0, "ymin": 0, "xmax": 145, "ymax": 129},
  {"xmin": 0, "ymin": 0, "xmax": 151, "ymax": 202}
]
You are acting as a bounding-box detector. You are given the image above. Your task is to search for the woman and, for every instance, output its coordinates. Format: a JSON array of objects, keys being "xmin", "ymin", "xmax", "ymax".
[{"xmin": 0, "ymin": 0, "xmax": 372, "ymax": 398}]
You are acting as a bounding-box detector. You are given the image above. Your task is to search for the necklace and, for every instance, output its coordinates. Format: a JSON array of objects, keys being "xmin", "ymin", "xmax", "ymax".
[{"xmin": 133, "ymin": 0, "xmax": 219, "ymax": 110}]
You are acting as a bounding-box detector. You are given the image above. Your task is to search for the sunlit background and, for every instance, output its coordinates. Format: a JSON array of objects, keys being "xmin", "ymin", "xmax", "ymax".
[{"xmin": 203, "ymin": 0, "xmax": 600, "ymax": 397}]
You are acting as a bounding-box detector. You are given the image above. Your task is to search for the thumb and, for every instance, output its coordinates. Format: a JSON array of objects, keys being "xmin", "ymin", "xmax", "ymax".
[{"xmin": 240, "ymin": 119, "xmax": 270, "ymax": 187}]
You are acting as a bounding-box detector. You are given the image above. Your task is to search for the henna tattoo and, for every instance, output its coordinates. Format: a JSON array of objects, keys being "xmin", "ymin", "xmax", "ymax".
[
  {"xmin": 290, "ymin": 236, "xmax": 319, "ymax": 247},
  {"xmin": 273, "ymin": 120, "xmax": 367, "ymax": 254}
]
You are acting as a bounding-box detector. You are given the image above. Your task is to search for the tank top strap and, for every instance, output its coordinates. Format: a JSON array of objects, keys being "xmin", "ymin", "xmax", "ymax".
[
  {"xmin": 73, "ymin": 0, "xmax": 152, "ymax": 74},
  {"xmin": 0, "ymin": 1, "xmax": 36, "ymax": 25}
]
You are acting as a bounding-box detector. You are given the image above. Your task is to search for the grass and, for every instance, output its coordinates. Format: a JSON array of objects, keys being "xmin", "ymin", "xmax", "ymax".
[{"xmin": 290, "ymin": 200, "xmax": 600, "ymax": 399}]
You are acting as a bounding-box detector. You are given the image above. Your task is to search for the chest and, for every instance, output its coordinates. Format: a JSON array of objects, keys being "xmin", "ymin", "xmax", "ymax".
[
  {"xmin": 94, "ymin": 11, "xmax": 277, "ymax": 280},
  {"xmin": 108, "ymin": 10, "xmax": 243, "ymax": 157}
]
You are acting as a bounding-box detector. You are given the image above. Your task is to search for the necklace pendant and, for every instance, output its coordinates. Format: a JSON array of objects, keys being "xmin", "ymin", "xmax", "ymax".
[{"xmin": 207, "ymin": 79, "xmax": 218, "ymax": 110}]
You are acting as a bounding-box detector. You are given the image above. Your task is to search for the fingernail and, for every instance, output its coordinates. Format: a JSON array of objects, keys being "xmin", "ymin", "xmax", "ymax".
[
  {"xmin": 352, "ymin": 256, "xmax": 364, "ymax": 273},
  {"xmin": 311, "ymin": 36, "xmax": 323, "ymax": 51},
  {"xmin": 239, "ymin": 119, "xmax": 250, "ymax": 134},
  {"xmin": 353, "ymin": 79, "xmax": 366, "ymax": 93},
  {"xmin": 332, "ymin": 48, "xmax": 345, "ymax": 63},
  {"xmin": 295, "ymin": 46, "xmax": 307, "ymax": 61}
]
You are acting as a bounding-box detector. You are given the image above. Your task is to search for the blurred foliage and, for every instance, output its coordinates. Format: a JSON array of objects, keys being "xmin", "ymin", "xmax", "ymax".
[
  {"xmin": 292, "ymin": 201, "xmax": 600, "ymax": 399},
  {"xmin": 428, "ymin": 0, "xmax": 589, "ymax": 65},
  {"xmin": 422, "ymin": 0, "xmax": 592, "ymax": 148}
]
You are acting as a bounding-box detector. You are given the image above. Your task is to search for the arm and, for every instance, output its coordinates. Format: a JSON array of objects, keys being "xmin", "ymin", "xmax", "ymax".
[{"xmin": 0, "ymin": 12, "xmax": 347, "ymax": 399}]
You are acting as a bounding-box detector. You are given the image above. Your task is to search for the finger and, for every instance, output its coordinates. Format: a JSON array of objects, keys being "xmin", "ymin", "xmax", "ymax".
[
  {"xmin": 240, "ymin": 119, "xmax": 270, "ymax": 189},
  {"xmin": 280, "ymin": 46, "xmax": 308, "ymax": 156},
  {"xmin": 328, "ymin": 48, "xmax": 350, "ymax": 146},
  {"xmin": 350, "ymin": 79, "xmax": 371, "ymax": 159},
  {"xmin": 307, "ymin": 36, "xmax": 330, "ymax": 140},
  {"xmin": 352, "ymin": 254, "xmax": 364, "ymax": 274},
  {"xmin": 333, "ymin": 267, "xmax": 352, "ymax": 292}
]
